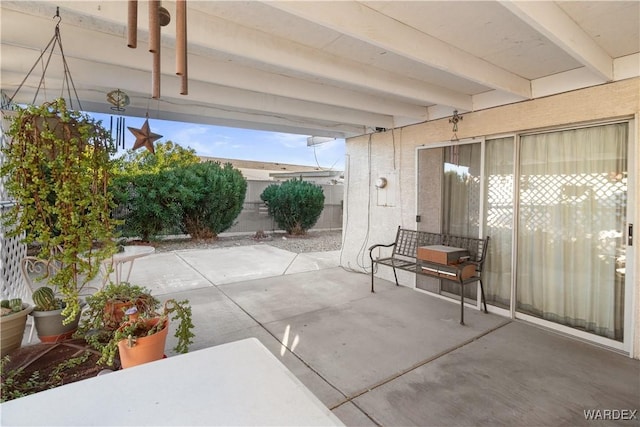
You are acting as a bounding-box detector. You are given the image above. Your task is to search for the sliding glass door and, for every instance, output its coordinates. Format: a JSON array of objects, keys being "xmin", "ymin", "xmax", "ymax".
[
  {"xmin": 516, "ymin": 123, "xmax": 628, "ymax": 341},
  {"xmin": 416, "ymin": 141, "xmax": 481, "ymax": 300},
  {"xmin": 483, "ymin": 137, "xmax": 514, "ymax": 310},
  {"xmin": 417, "ymin": 121, "xmax": 632, "ymax": 346}
]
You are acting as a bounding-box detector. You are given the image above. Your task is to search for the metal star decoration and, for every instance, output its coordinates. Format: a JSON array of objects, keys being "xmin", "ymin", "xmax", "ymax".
[{"xmin": 128, "ymin": 118, "xmax": 162, "ymax": 154}]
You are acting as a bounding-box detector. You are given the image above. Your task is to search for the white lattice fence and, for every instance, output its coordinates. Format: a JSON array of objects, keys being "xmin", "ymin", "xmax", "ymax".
[
  {"xmin": 1, "ymin": 105, "xmax": 27, "ymax": 300},
  {"xmin": 0, "ymin": 203, "xmax": 27, "ymax": 300}
]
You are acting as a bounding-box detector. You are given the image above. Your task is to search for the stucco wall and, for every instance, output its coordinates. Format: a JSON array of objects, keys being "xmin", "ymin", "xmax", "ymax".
[{"xmin": 342, "ymin": 78, "xmax": 640, "ymax": 357}]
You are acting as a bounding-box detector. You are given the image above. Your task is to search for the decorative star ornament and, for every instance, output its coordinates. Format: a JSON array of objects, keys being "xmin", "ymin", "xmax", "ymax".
[{"xmin": 128, "ymin": 118, "xmax": 162, "ymax": 154}]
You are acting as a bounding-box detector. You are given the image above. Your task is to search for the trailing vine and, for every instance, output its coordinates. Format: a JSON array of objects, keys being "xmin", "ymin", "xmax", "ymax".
[
  {"xmin": 1, "ymin": 99, "xmax": 118, "ymax": 322},
  {"xmin": 1, "ymin": 351, "xmax": 94, "ymax": 402}
]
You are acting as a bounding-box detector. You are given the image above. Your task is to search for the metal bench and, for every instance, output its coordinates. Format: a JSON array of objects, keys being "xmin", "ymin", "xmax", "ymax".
[{"xmin": 369, "ymin": 226, "xmax": 490, "ymax": 324}]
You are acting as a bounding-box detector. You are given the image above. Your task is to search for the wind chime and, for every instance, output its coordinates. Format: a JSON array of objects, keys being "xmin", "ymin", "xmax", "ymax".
[
  {"xmin": 107, "ymin": 89, "xmax": 130, "ymax": 150},
  {"xmin": 125, "ymin": 0, "xmax": 188, "ymax": 153}
]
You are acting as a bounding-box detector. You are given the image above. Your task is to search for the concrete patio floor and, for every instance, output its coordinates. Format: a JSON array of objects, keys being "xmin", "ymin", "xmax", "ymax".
[{"xmin": 84, "ymin": 245, "xmax": 640, "ymax": 425}]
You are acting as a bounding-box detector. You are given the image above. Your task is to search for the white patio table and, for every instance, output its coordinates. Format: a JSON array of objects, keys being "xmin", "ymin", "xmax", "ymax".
[{"xmin": 0, "ymin": 338, "xmax": 344, "ymax": 426}]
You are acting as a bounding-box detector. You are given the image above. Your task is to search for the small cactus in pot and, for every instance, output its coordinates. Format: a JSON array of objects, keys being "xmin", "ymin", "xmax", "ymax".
[
  {"xmin": 9, "ymin": 299, "xmax": 23, "ymax": 313},
  {"xmin": 1, "ymin": 298, "xmax": 24, "ymax": 317},
  {"xmin": 32, "ymin": 287, "xmax": 62, "ymax": 311}
]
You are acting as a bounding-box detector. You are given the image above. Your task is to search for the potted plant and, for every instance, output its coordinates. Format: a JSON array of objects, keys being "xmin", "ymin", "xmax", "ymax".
[
  {"xmin": 1, "ymin": 99, "xmax": 119, "ymax": 325},
  {"xmin": 78, "ymin": 282, "xmax": 159, "ymax": 335},
  {"xmin": 77, "ymin": 282, "xmax": 194, "ymax": 368},
  {"xmin": 113, "ymin": 299, "xmax": 193, "ymax": 369},
  {"xmin": 0, "ymin": 299, "xmax": 33, "ymax": 357},
  {"xmin": 30, "ymin": 287, "xmax": 83, "ymax": 343}
]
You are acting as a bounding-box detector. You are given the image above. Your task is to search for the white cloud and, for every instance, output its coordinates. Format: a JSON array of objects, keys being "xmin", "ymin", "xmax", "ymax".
[{"xmin": 268, "ymin": 132, "xmax": 308, "ymax": 149}]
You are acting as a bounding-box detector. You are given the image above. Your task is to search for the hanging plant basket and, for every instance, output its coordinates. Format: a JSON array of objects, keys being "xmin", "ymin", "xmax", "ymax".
[{"xmin": 1, "ymin": 99, "xmax": 118, "ymax": 324}]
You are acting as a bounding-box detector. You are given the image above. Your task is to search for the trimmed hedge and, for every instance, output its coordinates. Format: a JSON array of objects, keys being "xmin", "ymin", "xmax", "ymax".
[
  {"xmin": 176, "ymin": 162, "xmax": 247, "ymax": 239},
  {"xmin": 260, "ymin": 178, "xmax": 325, "ymax": 235}
]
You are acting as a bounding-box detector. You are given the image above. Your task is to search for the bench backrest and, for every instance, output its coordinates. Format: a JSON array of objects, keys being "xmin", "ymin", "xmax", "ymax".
[{"xmin": 393, "ymin": 227, "xmax": 489, "ymax": 268}]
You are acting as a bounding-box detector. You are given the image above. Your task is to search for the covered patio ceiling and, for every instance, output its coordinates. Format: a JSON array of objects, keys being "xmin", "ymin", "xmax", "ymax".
[{"xmin": 1, "ymin": 1, "xmax": 639, "ymax": 139}]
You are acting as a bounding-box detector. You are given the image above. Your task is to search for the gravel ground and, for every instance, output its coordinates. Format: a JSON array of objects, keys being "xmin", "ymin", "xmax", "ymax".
[{"xmin": 151, "ymin": 229, "xmax": 343, "ymax": 254}]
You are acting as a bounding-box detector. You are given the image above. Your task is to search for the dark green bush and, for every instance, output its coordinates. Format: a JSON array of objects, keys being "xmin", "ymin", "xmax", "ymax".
[
  {"xmin": 111, "ymin": 171, "xmax": 183, "ymax": 242},
  {"xmin": 111, "ymin": 141, "xmax": 200, "ymax": 241},
  {"xmin": 260, "ymin": 178, "xmax": 325, "ymax": 235},
  {"xmin": 112, "ymin": 142, "xmax": 247, "ymax": 241},
  {"xmin": 176, "ymin": 162, "xmax": 247, "ymax": 239}
]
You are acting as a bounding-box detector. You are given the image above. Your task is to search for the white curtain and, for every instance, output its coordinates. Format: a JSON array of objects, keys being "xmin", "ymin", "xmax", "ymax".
[
  {"xmin": 483, "ymin": 137, "xmax": 514, "ymax": 309},
  {"xmin": 442, "ymin": 143, "xmax": 481, "ymax": 298},
  {"xmin": 516, "ymin": 123, "xmax": 627, "ymax": 340}
]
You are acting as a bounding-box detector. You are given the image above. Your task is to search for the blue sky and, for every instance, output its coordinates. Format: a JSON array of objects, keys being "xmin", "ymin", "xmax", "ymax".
[{"xmin": 89, "ymin": 112, "xmax": 346, "ymax": 171}]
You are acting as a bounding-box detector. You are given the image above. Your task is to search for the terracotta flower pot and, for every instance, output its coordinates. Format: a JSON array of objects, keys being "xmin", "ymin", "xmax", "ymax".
[
  {"xmin": 1, "ymin": 304, "xmax": 34, "ymax": 357},
  {"xmin": 103, "ymin": 297, "xmax": 154, "ymax": 330},
  {"xmin": 103, "ymin": 301, "xmax": 134, "ymax": 330},
  {"xmin": 117, "ymin": 318, "xmax": 169, "ymax": 369}
]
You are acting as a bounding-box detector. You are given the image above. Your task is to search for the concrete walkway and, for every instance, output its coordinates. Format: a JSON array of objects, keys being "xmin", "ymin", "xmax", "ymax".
[{"xmin": 103, "ymin": 245, "xmax": 640, "ymax": 426}]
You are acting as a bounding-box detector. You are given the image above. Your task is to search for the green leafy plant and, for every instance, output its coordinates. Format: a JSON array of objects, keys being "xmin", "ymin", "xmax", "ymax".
[
  {"xmin": 76, "ymin": 282, "xmax": 194, "ymax": 367},
  {"xmin": 111, "ymin": 170, "xmax": 184, "ymax": 241},
  {"xmin": 77, "ymin": 282, "xmax": 159, "ymax": 339},
  {"xmin": 100, "ymin": 298, "xmax": 194, "ymax": 367},
  {"xmin": 1, "ymin": 356, "xmax": 42, "ymax": 402},
  {"xmin": 1, "ymin": 352, "xmax": 93, "ymax": 402},
  {"xmin": 111, "ymin": 144, "xmax": 247, "ymax": 241},
  {"xmin": 112, "ymin": 140, "xmax": 199, "ymax": 176},
  {"xmin": 176, "ymin": 161, "xmax": 247, "ymax": 239},
  {"xmin": 111, "ymin": 141, "xmax": 200, "ymax": 241},
  {"xmin": 1, "ymin": 99, "xmax": 118, "ymax": 322},
  {"xmin": 260, "ymin": 178, "xmax": 325, "ymax": 235}
]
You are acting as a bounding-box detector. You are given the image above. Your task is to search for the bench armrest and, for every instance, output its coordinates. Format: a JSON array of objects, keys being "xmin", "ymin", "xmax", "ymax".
[{"xmin": 368, "ymin": 242, "xmax": 396, "ymax": 262}]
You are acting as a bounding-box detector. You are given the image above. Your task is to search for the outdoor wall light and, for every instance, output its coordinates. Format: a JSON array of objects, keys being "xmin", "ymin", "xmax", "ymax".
[{"xmin": 375, "ymin": 177, "xmax": 388, "ymax": 189}]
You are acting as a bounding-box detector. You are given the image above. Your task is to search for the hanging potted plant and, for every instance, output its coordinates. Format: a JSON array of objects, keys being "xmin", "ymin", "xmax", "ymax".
[
  {"xmin": 76, "ymin": 282, "xmax": 194, "ymax": 368},
  {"xmin": 0, "ymin": 298, "xmax": 33, "ymax": 357},
  {"xmin": 1, "ymin": 99, "xmax": 119, "ymax": 325}
]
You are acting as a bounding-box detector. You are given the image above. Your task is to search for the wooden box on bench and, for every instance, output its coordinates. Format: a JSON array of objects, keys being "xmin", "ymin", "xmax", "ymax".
[
  {"xmin": 417, "ymin": 245, "xmax": 470, "ymax": 265},
  {"xmin": 420, "ymin": 262, "xmax": 477, "ymax": 280}
]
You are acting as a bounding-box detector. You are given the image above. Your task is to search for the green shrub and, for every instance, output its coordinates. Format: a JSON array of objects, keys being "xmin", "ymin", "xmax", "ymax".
[
  {"xmin": 260, "ymin": 178, "xmax": 325, "ymax": 235},
  {"xmin": 111, "ymin": 144, "xmax": 247, "ymax": 241},
  {"xmin": 111, "ymin": 170, "xmax": 183, "ymax": 241},
  {"xmin": 111, "ymin": 141, "xmax": 199, "ymax": 241},
  {"xmin": 176, "ymin": 162, "xmax": 247, "ymax": 239},
  {"xmin": 112, "ymin": 140, "xmax": 199, "ymax": 175}
]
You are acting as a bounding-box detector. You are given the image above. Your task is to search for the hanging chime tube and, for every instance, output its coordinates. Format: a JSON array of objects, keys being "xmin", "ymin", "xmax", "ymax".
[
  {"xmin": 153, "ymin": 47, "xmax": 161, "ymax": 99},
  {"xmin": 149, "ymin": 0, "xmax": 159, "ymax": 54},
  {"xmin": 121, "ymin": 117, "xmax": 126, "ymax": 149},
  {"xmin": 113, "ymin": 116, "xmax": 119, "ymax": 150},
  {"xmin": 127, "ymin": 0, "xmax": 138, "ymax": 48},
  {"xmin": 150, "ymin": 0, "xmax": 161, "ymax": 98},
  {"xmin": 176, "ymin": 0, "xmax": 188, "ymax": 95}
]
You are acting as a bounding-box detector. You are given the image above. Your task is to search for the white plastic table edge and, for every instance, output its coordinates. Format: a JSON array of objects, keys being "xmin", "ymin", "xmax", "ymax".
[{"xmin": 0, "ymin": 338, "xmax": 344, "ymax": 426}]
